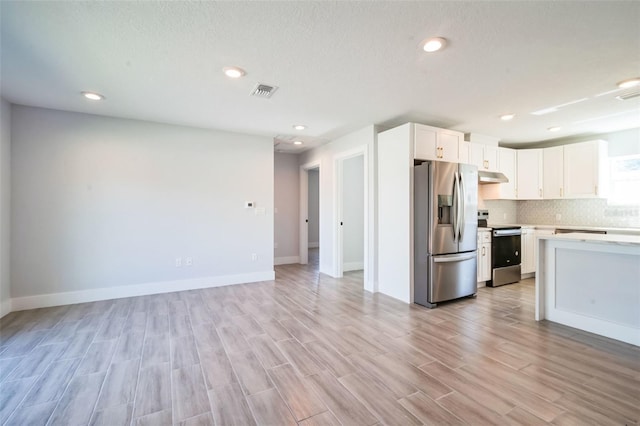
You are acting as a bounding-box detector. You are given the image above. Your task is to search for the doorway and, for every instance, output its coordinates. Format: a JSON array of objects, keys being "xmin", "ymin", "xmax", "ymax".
[
  {"xmin": 334, "ymin": 144, "xmax": 372, "ymax": 291},
  {"xmin": 299, "ymin": 160, "xmax": 320, "ymax": 266},
  {"xmin": 307, "ymin": 168, "xmax": 320, "ymax": 268}
]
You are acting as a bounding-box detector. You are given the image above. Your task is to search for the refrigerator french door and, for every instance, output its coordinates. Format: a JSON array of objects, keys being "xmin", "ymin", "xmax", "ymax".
[{"xmin": 414, "ymin": 161, "xmax": 478, "ymax": 308}]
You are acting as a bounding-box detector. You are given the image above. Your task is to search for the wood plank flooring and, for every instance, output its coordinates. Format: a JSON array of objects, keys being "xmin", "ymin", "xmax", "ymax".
[{"xmin": 1, "ymin": 250, "xmax": 639, "ymax": 425}]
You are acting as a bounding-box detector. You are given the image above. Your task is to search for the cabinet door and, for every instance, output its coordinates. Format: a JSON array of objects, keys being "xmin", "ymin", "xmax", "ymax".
[
  {"xmin": 521, "ymin": 229, "xmax": 535, "ymax": 274},
  {"xmin": 438, "ymin": 130, "xmax": 462, "ymax": 162},
  {"xmin": 469, "ymin": 143, "xmax": 485, "ymax": 170},
  {"xmin": 543, "ymin": 146, "xmax": 564, "ymax": 199},
  {"xmin": 414, "ymin": 125, "xmax": 438, "ymax": 160},
  {"xmin": 516, "ymin": 149, "xmax": 543, "ymax": 199},
  {"xmin": 563, "ymin": 141, "xmax": 606, "ymax": 198},
  {"xmin": 481, "ymin": 242, "xmax": 492, "ymax": 281},
  {"xmin": 484, "ymin": 146, "xmax": 499, "ymax": 172},
  {"xmin": 497, "ymin": 147, "xmax": 517, "ymax": 199}
]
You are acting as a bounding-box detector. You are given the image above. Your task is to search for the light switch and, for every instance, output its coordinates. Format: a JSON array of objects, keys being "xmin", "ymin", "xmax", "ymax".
[{"xmin": 245, "ymin": 201, "xmax": 254, "ymax": 208}]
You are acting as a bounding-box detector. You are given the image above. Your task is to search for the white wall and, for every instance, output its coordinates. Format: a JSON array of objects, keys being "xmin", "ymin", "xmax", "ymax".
[
  {"xmin": 0, "ymin": 99, "xmax": 11, "ymax": 317},
  {"xmin": 308, "ymin": 169, "xmax": 319, "ymax": 247},
  {"xmin": 342, "ymin": 155, "xmax": 364, "ymax": 271},
  {"xmin": 298, "ymin": 125, "xmax": 376, "ymax": 292},
  {"xmin": 11, "ymin": 106, "xmax": 274, "ymax": 309},
  {"xmin": 274, "ymin": 152, "xmax": 300, "ymax": 264}
]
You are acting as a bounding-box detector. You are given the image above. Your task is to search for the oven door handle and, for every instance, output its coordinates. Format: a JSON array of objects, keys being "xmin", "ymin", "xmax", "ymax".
[{"xmin": 493, "ymin": 229, "xmax": 522, "ymax": 237}]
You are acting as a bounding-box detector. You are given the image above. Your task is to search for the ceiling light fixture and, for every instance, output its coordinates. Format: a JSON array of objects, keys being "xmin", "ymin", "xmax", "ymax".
[
  {"xmin": 223, "ymin": 66, "xmax": 246, "ymax": 79},
  {"xmin": 422, "ymin": 37, "xmax": 447, "ymax": 53},
  {"xmin": 617, "ymin": 77, "xmax": 640, "ymax": 89},
  {"xmin": 293, "ymin": 125, "xmax": 306, "ymax": 131},
  {"xmin": 548, "ymin": 126, "xmax": 562, "ymax": 132},
  {"xmin": 500, "ymin": 114, "xmax": 515, "ymax": 121},
  {"xmin": 82, "ymin": 91, "xmax": 105, "ymax": 101},
  {"xmin": 293, "ymin": 141, "xmax": 303, "ymax": 145}
]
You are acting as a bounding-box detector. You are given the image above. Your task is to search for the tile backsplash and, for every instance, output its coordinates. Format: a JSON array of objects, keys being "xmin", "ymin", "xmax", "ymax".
[{"xmin": 483, "ymin": 199, "xmax": 640, "ymax": 229}]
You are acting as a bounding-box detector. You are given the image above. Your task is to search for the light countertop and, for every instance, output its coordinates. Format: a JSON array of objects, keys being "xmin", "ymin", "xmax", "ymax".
[
  {"xmin": 537, "ymin": 232, "xmax": 640, "ymax": 246},
  {"xmin": 478, "ymin": 224, "xmax": 640, "ymax": 235}
]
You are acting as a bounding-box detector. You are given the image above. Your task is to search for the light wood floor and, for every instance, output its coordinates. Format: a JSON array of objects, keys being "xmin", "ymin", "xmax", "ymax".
[{"xmin": 1, "ymin": 251, "xmax": 639, "ymax": 425}]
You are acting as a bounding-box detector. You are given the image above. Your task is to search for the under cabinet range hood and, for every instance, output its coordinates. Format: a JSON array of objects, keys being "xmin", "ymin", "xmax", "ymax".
[{"xmin": 478, "ymin": 170, "xmax": 509, "ymax": 184}]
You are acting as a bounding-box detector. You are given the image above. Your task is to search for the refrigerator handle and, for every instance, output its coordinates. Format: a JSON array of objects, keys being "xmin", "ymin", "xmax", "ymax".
[
  {"xmin": 458, "ymin": 172, "xmax": 465, "ymax": 240},
  {"xmin": 433, "ymin": 252, "xmax": 476, "ymax": 263},
  {"xmin": 451, "ymin": 172, "xmax": 458, "ymax": 242}
]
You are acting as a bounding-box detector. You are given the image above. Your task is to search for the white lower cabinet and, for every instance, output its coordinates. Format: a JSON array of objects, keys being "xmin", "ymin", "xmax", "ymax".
[
  {"xmin": 522, "ymin": 227, "xmax": 555, "ymax": 275},
  {"xmin": 521, "ymin": 228, "xmax": 535, "ymax": 274},
  {"xmin": 477, "ymin": 231, "xmax": 492, "ymax": 283}
]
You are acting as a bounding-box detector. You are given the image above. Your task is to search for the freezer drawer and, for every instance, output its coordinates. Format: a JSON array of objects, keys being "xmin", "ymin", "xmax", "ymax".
[{"xmin": 415, "ymin": 252, "xmax": 477, "ymax": 307}]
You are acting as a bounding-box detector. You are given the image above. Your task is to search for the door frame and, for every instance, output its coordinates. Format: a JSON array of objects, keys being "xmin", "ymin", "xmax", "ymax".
[
  {"xmin": 333, "ymin": 144, "xmax": 372, "ymax": 291},
  {"xmin": 299, "ymin": 160, "xmax": 321, "ymax": 265}
]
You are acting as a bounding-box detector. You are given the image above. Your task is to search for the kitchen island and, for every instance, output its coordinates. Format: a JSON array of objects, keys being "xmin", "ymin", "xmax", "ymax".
[{"xmin": 536, "ymin": 233, "xmax": 640, "ymax": 346}]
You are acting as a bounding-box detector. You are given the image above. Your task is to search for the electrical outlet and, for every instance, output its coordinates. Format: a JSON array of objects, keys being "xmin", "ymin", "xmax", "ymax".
[
  {"xmin": 251, "ymin": 253, "xmax": 257, "ymax": 261},
  {"xmin": 503, "ymin": 212, "xmax": 507, "ymax": 220},
  {"xmin": 555, "ymin": 213, "xmax": 562, "ymax": 222},
  {"xmin": 185, "ymin": 257, "xmax": 193, "ymax": 266},
  {"xmin": 175, "ymin": 257, "xmax": 182, "ymax": 267}
]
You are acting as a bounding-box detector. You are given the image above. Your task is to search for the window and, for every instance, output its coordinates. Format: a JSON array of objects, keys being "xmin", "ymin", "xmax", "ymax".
[{"xmin": 608, "ymin": 154, "xmax": 640, "ymax": 206}]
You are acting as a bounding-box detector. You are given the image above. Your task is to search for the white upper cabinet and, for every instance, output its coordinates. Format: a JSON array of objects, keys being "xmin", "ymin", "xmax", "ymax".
[
  {"xmin": 543, "ymin": 146, "xmax": 564, "ymax": 199},
  {"xmin": 497, "ymin": 147, "xmax": 517, "ymax": 199},
  {"xmin": 413, "ymin": 124, "xmax": 466, "ymax": 163},
  {"xmin": 563, "ymin": 140, "xmax": 608, "ymax": 198},
  {"xmin": 469, "ymin": 143, "xmax": 499, "ymax": 172},
  {"xmin": 516, "ymin": 149, "xmax": 543, "ymax": 199}
]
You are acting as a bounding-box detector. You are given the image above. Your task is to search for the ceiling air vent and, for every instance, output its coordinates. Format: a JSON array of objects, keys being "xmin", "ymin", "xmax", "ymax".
[
  {"xmin": 616, "ymin": 90, "xmax": 640, "ymax": 101},
  {"xmin": 251, "ymin": 83, "xmax": 278, "ymax": 99}
]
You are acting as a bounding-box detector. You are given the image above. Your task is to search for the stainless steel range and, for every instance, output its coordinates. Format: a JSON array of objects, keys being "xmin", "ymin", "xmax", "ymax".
[{"xmin": 478, "ymin": 210, "xmax": 522, "ymax": 287}]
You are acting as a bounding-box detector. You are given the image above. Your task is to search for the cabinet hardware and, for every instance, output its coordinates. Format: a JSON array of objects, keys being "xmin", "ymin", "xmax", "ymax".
[
  {"xmin": 595, "ymin": 185, "xmax": 598, "ymax": 194},
  {"xmin": 560, "ymin": 188, "xmax": 563, "ymax": 197},
  {"xmin": 482, "ymin": 247, "xmax": 485, "ymax": 256},
  {"xmin": 539, "ymin": 188, "xmax": 542, "ymax": 197}
]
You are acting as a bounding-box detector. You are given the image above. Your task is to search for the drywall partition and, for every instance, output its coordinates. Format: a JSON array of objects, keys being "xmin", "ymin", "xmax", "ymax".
[
  {"xmin": 308, "ymin": 169, "xmax": 319, "ymax": 247},
  {"xmin": 0, "ymin": 99, "xmax": 11, "ymax": 317},
  {"xmin": 298, "ymin": 125, "xmax": 376, "ymax": 292},
  {"xmin": 342, "ymin": 155, "xmax": 364, "ymax": 271},
  {"xmin": 274, "ymin": 152, "xmax": 300, "ymax": 265},
  {"xmin": 11, "ymin": 106, "xmax": 274, "ymax": 310}
]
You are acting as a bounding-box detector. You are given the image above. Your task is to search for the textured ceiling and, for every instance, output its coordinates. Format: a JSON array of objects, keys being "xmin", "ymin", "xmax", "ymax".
[{"xmin": 1, "ymin": 1, "xmax": 639, "ymax": 152}]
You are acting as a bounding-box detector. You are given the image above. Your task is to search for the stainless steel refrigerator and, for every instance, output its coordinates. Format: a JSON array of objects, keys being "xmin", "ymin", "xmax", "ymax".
[{"xmin": 414, "ymin": 161, "xmax": 478, "ymax": 308}]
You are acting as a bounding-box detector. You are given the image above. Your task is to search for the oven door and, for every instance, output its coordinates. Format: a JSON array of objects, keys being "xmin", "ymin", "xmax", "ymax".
[{"xmin": 492, "ymin": 230, "xmax": 521, "ymax": 268}]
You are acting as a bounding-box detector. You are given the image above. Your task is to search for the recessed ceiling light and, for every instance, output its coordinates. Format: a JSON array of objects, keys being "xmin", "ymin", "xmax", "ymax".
[
  {"xmin": 422, "ymin": 37, "xmax": 447, "ymax": 53},
  {"xmin": 617, "ymin": 77, "xmax": 640, "ymax": 89},
  {"xmin": 223, "ymin": 67, "xmax": 246, "ymax": 79},
  {"xmin": 293, "ymin": 125, "xmax": 306, "ymax": 131},
  {"xmin": 548, "ymin": 126, "xmax": 562, "ymax": 132},
  {"xmin": 293, "ymin": 141, "xmax": 303, "ymax": 145},
  {"xmin": 82, "ymin": 91, "xmax": 105, "ymax": 101},
  {"xmin": 500, "ymin": 114, "xmax": 515, "ymax": 121}
]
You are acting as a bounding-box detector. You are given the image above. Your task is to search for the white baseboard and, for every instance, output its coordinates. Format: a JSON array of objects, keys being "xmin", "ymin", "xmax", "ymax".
[
  {"xmin": 308, "ymin": 242, "xmax": 319, "ymax": 248},
  {"xmin": 343, "ymin": 261, "xmax": 364, "ymax": 272},
  {"xmin": 274, "ymin": 256, "xmax": 300, "ymax": 265},
  {"xmin": 0, "ymin": 297, "xmax": 12, "ymax": 318},
  {"xmin": 10, "ymin": 271, "xmax": 275, "ymax": 312}
]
